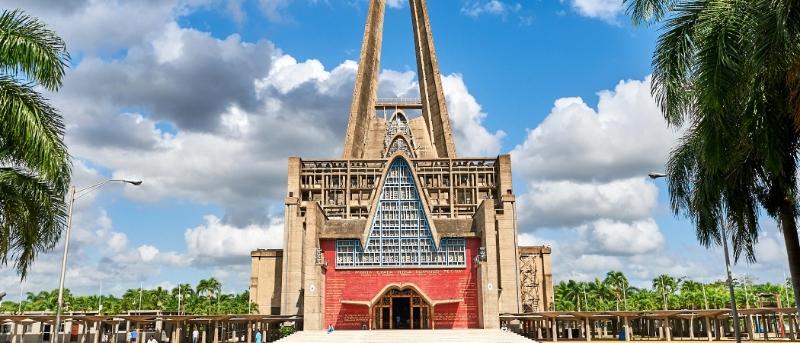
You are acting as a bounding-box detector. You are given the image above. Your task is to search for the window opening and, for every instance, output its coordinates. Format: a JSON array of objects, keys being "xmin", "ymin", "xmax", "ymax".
[{"xmin": 336, "ymin": 158, "xmax": 466, "ymax": 267}]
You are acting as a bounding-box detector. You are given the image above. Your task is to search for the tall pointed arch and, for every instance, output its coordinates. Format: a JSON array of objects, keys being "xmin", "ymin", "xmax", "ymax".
[{"xmin": 335, "ymin": 157, "xmax": 466, "ymax": 268}]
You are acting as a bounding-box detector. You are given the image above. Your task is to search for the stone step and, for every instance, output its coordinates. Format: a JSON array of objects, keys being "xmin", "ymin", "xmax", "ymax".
[{"xmin": 275, "ymin": 329, "xmax": 537, "ymax": 342}]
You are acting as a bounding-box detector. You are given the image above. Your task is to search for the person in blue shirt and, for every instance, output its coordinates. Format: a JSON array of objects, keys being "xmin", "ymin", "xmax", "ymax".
[
  {"xmin": 327, "ymin": 324, "xmax": 334, "ymax": 334},
  {"xmin": 254, "ymin": 330, "xmax": 262, "ymax": 343},
  {"xmin": 131, "ymin": 330, "xmax": 138, "ymax": 342}
]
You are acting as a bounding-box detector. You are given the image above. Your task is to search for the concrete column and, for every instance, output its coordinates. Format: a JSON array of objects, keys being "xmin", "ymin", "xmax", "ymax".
[
  {"xmin": 789, "ymin": 316, "xmax": 797, "ymax": 341},
  {"xmin": 567, "ymin": 321, "xmax": 573, "ymax": 339},
  {"xmin": 704, "ymin": 317, "xmax": 712, "ymax": 341},
  {"xmin": 689, "ymin": 317, "xmax": 695, "ymax": 340},
  {"xmin": 11, "ymin": 322, "xmax": 18, "ymax": 343},
  {"xmin": 552, "ymin": 319, "xmax": 558, "ymax": 342},
  {"xmin": 93, "ymin": 323, "xmax": 100, "ymax": 343},
  {"xmin": 603, "ymin": 320, "xmax": 608, "ymax": 338},
  {"xmin": 665, "ymin": 320, "xmax": 672, "ymax": 341},
  {"xmin": 763, "ymin": 315, "xmax": 770, "ymax": 339},
  {"xmin": 585, "ymin": 318, "xmax": 592, "ymax": 342},
  {"xmin": 623, "ymin": 317, "xmax": 630, "ymax": 342},
  {"xmin": 213, "ymin": 322, "xmax": 219, "ymax": 343},
  {"xmin": 38, "ymin": 321, "xmax": 45, "ymax": 343},
  {"xmin": 475, "ymin": 200, "xmax": 500, "ymax": 329},
  {"xmin": 246, "ymin": 321, "xmax": 251, "ymax": 343}
]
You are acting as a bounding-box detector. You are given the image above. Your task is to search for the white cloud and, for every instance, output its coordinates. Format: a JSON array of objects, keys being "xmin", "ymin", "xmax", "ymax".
[
  {"xmin": 152, "ymin": 22, "xmax": 186, "ymax": 64},
  {"xmin": 517, "ymin": 177, "xmax": 658, "ymax": 228},
  {"xmin": 258, "ymin": 0, "xmax": 292, "ymax": 22},
  {"xmin": 442, "ymin": 74, "xmax": 506, "ymax": 156},
  {"xmin": 184, "ymin": 215, "xmax": 284, "ymax": 266},
  {"xmin": 461, "ymin": 1, "xmax": 521, "ymax": 18},
  {"xmin": 386, "ymin": 0, "xmax": 404, "ymax": 9},
  {"xmin": 578, "ymin": 219, "xmax": 666, "ymax": 255},
  {"xmin": 138, "ymin": 245, "xmax": 160, "ymax": 262},
  {"xmin": 569, "ymin": 0, "xmax": 624, "ymax": 24},
  {"xmin": 511, "ymin": 77, "xmax": 680, "ymax": 183}
]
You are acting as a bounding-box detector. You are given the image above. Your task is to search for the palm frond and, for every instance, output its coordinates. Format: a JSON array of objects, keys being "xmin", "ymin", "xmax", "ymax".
[{"xmin": 0, "ymin": 9, "xmax": 69, "ymax": 91}]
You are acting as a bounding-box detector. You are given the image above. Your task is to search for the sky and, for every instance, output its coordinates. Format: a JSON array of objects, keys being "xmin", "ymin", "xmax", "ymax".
[{"xmin": 0, "ymin": 0, "xmax": 795, "ymax": 303}]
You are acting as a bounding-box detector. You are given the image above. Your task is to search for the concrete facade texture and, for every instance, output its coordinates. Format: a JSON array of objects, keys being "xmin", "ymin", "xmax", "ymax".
[{"xmin": 249, "ymin": 0, "xmax": 552, "ymax": 330}]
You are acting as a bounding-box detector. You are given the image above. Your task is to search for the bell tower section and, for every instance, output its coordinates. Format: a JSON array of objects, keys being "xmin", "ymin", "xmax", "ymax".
[{"xmin": 342, "ymin": 0, "xmax": 458, "ymax": 159}]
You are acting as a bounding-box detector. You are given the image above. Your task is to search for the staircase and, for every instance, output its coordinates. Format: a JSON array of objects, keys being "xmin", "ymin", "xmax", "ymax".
[{"xmin": 275, "ymin": 329, "xmax": 537, "ymax": 342}]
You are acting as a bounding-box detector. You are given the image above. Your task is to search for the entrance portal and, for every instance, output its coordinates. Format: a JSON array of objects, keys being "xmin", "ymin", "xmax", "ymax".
[{"xmin": 372, "ymin": 288, "xmax": 431, "ymax": 329}]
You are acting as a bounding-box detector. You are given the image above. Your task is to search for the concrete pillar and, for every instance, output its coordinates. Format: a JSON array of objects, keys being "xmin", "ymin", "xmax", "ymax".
[
  {"xmin": 567, "ymin": 321, "xmax": 573, "ymax": 339},
  {"xmin": 246, "ymin": 321, "xmax": 251, "ymax": 343},
  {"xmin": 38, "ymin": 321, "xmax": 45, "ymax": 343},
  {"xmin": 704, "ymin": 317, "xmax": 712, "ymax": 341},
  {"xmin": 763, "ymin": 315, "xmax": 770, "ymax": 340},
  {"xmin": 689, "ymin": 317, "xmax": 695, "ymax": 340},
  {"xmin": 603, "ymin": 320, "xmax": 608, "ymax": 337},
  {"xmin": 475, "ymin": 200, "xmax": 500, "ymax": 329},
  {"xmin": 665, "ymin": 320, "xmax": 672, "ymax": 341},
  {"xmin": 213, "ymin": 322, "xmax": 219, "ymax": 343},
  {"xmin": 623, "ymin": 317, "xmax": 630, "ymax": 342},
  {"xmin": 552, "ymin": 319, "xmax": 558, "ymax": 342},
  {"xmin": 585, "ymin": 318, "xmax": 592, "ymax": 342},
  {"xmin": 789, "ymin": 316, "xmax": 797, "ymax": 341}
]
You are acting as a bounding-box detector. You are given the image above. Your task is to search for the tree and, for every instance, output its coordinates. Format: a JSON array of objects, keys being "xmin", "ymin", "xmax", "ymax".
[
  {"xmin": 623, "ymin": 0, "xmax": 800, "ymax": 318},
  {"xmin": 652, "ymin": 275, "xmax": 680, "ymax": 310},
  {"xmin": 196, "ymin": 278, "xmax": 221, "ymax": 315},
  {"xmin": 604, "ymin": 270, "xmax": 629, "ymax": 310},
  {"xmin": 0, "ymin": 9, "xmax": 72, "ymax": 279}
]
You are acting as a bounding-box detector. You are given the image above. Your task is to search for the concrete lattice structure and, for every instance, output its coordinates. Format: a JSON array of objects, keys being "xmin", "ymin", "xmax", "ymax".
[{"xmin": 250, "ymin": 0, "xmax": 552, "ymax": 331}]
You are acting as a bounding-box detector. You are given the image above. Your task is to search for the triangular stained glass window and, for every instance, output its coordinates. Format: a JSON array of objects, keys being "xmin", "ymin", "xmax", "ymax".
[{"xmin": 335, "ymin": 158, "xmax": 466, "ymax": 268}]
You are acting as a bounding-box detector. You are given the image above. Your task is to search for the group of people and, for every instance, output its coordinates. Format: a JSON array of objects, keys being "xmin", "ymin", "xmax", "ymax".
[{"xmin": 124, "ymin": 329, "xmax": 158, "ymax": 343}]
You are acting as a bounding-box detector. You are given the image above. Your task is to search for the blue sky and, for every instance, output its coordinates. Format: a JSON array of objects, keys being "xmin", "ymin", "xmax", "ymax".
[{"xmin": 0, "ymin": 0, "xmax": 793, "ymax": 302}]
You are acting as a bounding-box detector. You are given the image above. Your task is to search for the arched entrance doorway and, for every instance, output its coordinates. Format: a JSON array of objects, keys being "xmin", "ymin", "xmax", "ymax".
[{"xmin": 372, "ymin": 288, "xmax": 431, "ymax": 329}]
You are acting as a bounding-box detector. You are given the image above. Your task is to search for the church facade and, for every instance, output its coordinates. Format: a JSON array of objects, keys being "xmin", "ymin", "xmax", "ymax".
[{"xmin": 250, "ymin": 0, "xmax": 552, "ymax": 331}]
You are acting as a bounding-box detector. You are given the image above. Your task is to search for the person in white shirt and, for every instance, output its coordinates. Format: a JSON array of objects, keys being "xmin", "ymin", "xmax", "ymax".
[
  {"xmin": 192, "ymin": 328, "xmax": 199, "ymax": 343},
  {"xmin": 146, "ymin": 335, "xmax": 157, "ymax": 343}
]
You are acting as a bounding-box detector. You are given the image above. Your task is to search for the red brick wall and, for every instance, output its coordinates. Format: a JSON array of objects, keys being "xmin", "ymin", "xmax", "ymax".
[{"xmin": 321, "ymin": 238, "xmax": 481, "ymax": 330}]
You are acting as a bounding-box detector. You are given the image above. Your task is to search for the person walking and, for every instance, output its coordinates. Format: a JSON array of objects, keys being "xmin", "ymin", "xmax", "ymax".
[
  {"xmin": 131, "ymin": 330, "xmax": 137, "ymax": 343},
  {"xmin": 327, "ymin": 324, "xmax": 334, "ymax": 334},
  {"xmin": 125, "ymin": 330, "xmax": 131, "ymax": 343},
  {"xmin": 191, "ymin": 328, "xmax": 199, "ymax": 343},
  {"xmin": 254, "ymin": 330, "xmax": 261, "ymax": 343}
]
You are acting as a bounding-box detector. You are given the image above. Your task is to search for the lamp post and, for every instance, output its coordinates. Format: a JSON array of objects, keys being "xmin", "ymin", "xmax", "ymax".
[
  {"xmin": 54, "ymin": 179, "xmax": 142, "ymax": 343},
  {"xmin": 649, "ymin": 172, "xmax": 741, "ymax": 343}
]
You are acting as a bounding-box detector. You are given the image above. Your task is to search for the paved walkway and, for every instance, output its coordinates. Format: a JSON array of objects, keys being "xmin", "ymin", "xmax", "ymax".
[{"xmin": 276, "ymin": 329, "xmax": 537, "ymax": 342}]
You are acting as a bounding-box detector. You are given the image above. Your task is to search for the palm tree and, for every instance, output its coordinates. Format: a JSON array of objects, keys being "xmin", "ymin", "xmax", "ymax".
[
  {"xmin": 0, "ymin": 9, "xmax": 72, "ymax": 279},
  {"xmin": 171, "ymin": 283, "xmax": 195, "ymax": 314},
  {"xmin": 604, "ymin": 270, "xmax": 629, "ymax": 311},
  {"xmin": 623, "ymin": 0, "xmax": 800, "ymax": 320},
  {"xmin": 196, "ymin": 278, "xmax": 222, "ymax": 315},
  {"xmin": 560, "ymin": 280, "xmax": 584, "ymax": 311},
  {"xmin": 151, "ymin": 287, "xmax": 170, "ymax": 310},
  {"xmin": 652, "ymin": 275, "xmax": 680, "ymax": 310},
  {"xmin": 680, "ymin": 280, "xmax": 706, "ymax": 310}
]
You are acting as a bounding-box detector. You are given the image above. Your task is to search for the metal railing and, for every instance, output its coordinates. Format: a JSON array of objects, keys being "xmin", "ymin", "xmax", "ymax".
[{"xmin": 375, "ymin": 98, "xmax": 422, "ymax": 107}]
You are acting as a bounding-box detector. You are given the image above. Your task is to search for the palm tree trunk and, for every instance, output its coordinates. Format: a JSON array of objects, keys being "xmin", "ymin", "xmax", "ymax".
[
  {"xmin": 779, "ymin": 200, "xmax": 800, "ymax": 317},
  {"xmin": 722, "ymin": 225, "xmax": 742, "ymax": 343}
]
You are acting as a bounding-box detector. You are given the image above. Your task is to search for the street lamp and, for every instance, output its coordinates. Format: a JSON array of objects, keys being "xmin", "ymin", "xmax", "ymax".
[
  {"xmin": 650, "ymin": 173, "xmax": 742, "ymax": 343},
  {"xmin": 54, "ymin": 179, "xmax": 142, "ymax": 343}
]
